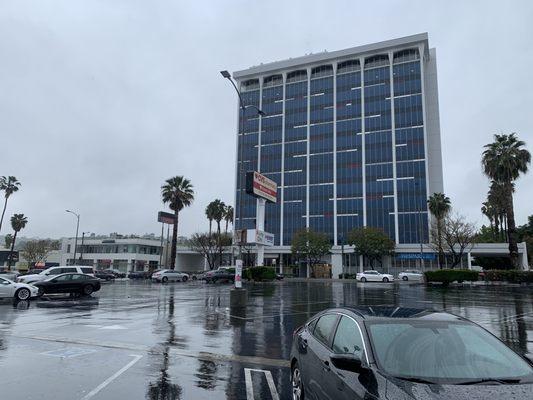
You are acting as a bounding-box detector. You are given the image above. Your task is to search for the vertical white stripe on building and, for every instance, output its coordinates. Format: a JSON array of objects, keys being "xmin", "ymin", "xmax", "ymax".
[
  {"xmin": 280, "ymin": 73, "xmax": 287, "ymax": 246},
  {"xmin": 257, "ymin": 78, "xmax": 263, "ymax": 172},
  {"xmin": 306, "ymin": 67, "xmax": 311, "ymax": 228},
  {"xmin": 419, "ymin": 44, "xmax": 431, "ymax": 238},
  {"xmin": 233, "ymin": 81, "xmax": 242, "ymax": 229},
  {"xmin": 388, "ymin": 51, "xmax": 400, "ymax": 244},
  {"xmin": 360, "ymin": 57, "xmax": 367, "ymax": 227},
  {"xmin": 332, "ymin": 64, "xmax": 338, "ymax": 246}
]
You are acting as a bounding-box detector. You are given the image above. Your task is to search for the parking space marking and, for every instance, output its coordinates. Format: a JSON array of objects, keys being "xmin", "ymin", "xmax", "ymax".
[
  {"xmin": 80, "ymin": 354, "xmax": 142, "ymax": 400},
  {"xmin": 42, "ymin": 347, "xmax": 97, "ymax": 358},
  {"xmin": 244, "ymin": 368, "xmax": 280, "ymax": 400}
]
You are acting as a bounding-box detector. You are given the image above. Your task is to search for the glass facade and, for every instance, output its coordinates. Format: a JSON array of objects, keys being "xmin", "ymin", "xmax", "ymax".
[{"xmin": 235, "ymin": 45, "xmax": 432, "ymax": 246}]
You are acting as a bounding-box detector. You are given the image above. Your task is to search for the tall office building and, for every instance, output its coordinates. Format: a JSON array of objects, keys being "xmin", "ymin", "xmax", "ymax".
[{"xmin": 232, "ymin": 33, "xmax": 443, "ymax": 255}]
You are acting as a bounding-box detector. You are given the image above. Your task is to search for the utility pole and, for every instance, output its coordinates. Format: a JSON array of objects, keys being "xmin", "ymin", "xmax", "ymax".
[{"xmin": 66, "ymin": 210, "xmax": 80, "ymax": 266}]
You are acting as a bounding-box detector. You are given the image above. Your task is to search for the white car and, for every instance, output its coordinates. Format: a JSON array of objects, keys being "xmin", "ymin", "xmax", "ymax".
[
  {"xmin": 152, "ymin": 269, "xmax": 189, "ymax": 283},
  {"xmin": 398, "ymin": 270, "xmax": 423, "ymax": 281},
  {"xmin": 0, "ymin": 276, "xmax": 39, "ymax": 300},
  {"xmin": 17, "ymin": 266, "xmax": 94, "ymax": 284},
  {"xmin": 356, "ymin": 270, "xmax": 394, "ymax": 282}
]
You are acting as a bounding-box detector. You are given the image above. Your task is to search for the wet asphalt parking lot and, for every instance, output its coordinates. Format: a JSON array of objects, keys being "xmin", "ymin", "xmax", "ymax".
[{"xmin": 0, "ymin": 279, "xmax": 532, "ymax": 400}]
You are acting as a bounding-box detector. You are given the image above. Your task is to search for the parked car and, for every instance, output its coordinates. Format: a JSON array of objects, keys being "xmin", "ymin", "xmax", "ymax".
[
  {"xmin": 0, "ymin": 276, "xmax": 39, "ymax": 300},
  {"xmin": 94, "ymin": 271, "xmax": 116, "ymax": 281},
  {"xmin": 128, "ymin": 271, "xmax": 153, "ymax": 279},
  {"xmin": 398, "ymin": 270, "xmax": 424, "ymax": 281},
  {"xmin": 102, "ymin": 269, "xmax": 126, "ymax": 278},
  {"xmin": 0, "ymin": 270, "xmax": 20, "ymax": 282},
  {"xmin": 33, "ymin": 273, "xmax": 101, "ymax": 296},
  {"xmin": 290, "ymin": 306, "xmax": 533, "ymax": 400},
  {"xmin": 152, "ymin": 270, "xmax": 189, "ymax": 283},
  {"xmin": 205, "ymin": 268, "xmax": 235, "ymax": 284},
  {"xmin": 276, "ymin": 273, "xmax": 284, "ymax": 280},
  {"xmin": 17, "ymin": 266, "xmax": 94, "ymax": 284},
  {"xmin": 356, "ymin": 270, "xmax": 394, "ymax": 282}
]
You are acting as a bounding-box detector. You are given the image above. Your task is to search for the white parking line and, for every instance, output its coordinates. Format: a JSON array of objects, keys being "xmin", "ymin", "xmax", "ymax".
[
  {"xmin": 80, "ymin": 354, "xmax": 142, "ymax": 400},
  {"xmin": 244, "ymin": 368, "xmax": 280, "ymax": 400}
]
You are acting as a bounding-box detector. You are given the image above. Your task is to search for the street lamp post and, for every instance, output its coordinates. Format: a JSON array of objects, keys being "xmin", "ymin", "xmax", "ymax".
[
  {"xmin": 66, "ymin": 210, "xmax": 80, "ymax": 266},
  {"xmin": 220, "ymin": 70, "xmax": 265, "ymax": 295}
]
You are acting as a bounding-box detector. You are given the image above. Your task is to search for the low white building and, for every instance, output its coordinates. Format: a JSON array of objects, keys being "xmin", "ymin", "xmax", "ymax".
[{"xmin": 60, "ymin": 236, "xmax": 205, "ymax": 274}]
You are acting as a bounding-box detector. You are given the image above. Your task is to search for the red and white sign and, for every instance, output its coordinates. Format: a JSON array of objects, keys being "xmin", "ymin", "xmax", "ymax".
[{"xmin": 246, "ymin": 171, "xmax": 277, "ymax": 203}]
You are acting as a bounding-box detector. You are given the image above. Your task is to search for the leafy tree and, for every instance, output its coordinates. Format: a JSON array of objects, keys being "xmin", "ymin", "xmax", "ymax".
[
  {"xmin": 0, "ymin": 176, "xmax": 21, "ymax": 234},
  {"xmin": 291, "ymin": 229, "xmax": 331, "ymax": 273},
  {"xmin": 7, "ymin": 213, "xmax": 28, "ymax": 270},
  {"xmin": 161, "ymin": 176, "xmax": 194, "ymax": 270},
  {"xmin": 516, "ymin": 215, "xmax": 533, "ymax": 264},
  {"xmin": 482, "ymin": 133, "xmax": 531, "ymax": 268},
  {"xmin": 347, "ymin": 227, "xmax": 395, "ymax": 268},
  {"xmin": 21, "ymin": 240, "xmax": 52, "ymax": 267},
  {"xmin": 475, "ymin": 225, "xmax": 499, "ymax": 243},
  {"xmin": 188, "ymin": 232, "xmax": 232, "ymax": 270},
  {"xmin": 224, "ymin": 205, "xmax": 234, "ymax": 234},
  {"xmin": 427, "ymin": 192, "xmax": 451, "ymax": 269},
  {"xmin": 433, "ymin": 213, "xmax": 476, "ymax": 268},
  {"xmin": 4, "ymin": 233, "xmax": 13, "ymax": 249}
]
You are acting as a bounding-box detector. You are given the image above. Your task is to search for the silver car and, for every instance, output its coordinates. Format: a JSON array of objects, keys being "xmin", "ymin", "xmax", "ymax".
[
  {"xmin": 151, "ymin": 269, "xmax": 189, "ymax": 283},
  {"xmin": 398, "ymin": 270, "xmax": 423, "ymax": 281}
]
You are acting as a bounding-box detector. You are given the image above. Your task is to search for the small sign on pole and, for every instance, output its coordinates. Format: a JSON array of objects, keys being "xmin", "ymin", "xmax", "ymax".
[
  {"xmin": 157, "ymin": 211, "xmax": 177, "ymax": 224},
  {"xmin": 235, "ymin": 259, "xmax": 243, "ymax": 289}
]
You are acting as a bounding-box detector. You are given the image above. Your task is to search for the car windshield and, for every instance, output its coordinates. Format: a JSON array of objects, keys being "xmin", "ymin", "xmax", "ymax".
[{"xmin": 366, "ymin": 320, "xmax": 533, "ymax": 384}]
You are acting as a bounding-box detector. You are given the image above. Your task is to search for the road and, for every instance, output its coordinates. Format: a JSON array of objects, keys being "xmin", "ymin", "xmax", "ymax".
[{"xmin": 0, "ymin": 279, "xmax": 531, "ymax": 399}]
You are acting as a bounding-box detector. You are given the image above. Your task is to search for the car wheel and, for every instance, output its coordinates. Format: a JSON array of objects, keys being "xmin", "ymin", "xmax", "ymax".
[
  {"xmin": 162, "ymin": 276, "xmax": 168, "ymax": 283},
  {"xmin": 360, "ymin": 277, "xmax": 367, "ymax": 282},
  {"xmin": 37, "ymin": 287, "xmax": 44, "ymax": 297},
  {"xmin": 382, "ymin": 277, "xmax": 389, "ymax": 283},
  {"xmin": 182, "ymin": 276, "xmax": 188, "ymax": 282},
  {"xmin": 83, "ymin": 285, "xmax": 94, "ymax": 295},
  {"xmin": 291, "ymin": 362, "xmax": 304, "ymax": 400},
  {"xmin": 402, "ymin": 276, "xmax": 408, "ymax": 281},
  {"xmin": 15, "ymin": 288, "xmax": 31, "ymax": 301}
]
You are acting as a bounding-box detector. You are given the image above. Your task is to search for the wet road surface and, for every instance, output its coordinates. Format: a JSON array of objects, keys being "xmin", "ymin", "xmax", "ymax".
[{"xmin": 0, "ymin": 280, "xmax": 532, "ymax": 399}]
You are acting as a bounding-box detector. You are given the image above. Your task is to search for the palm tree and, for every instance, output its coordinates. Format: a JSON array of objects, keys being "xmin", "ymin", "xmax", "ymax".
[
  {"xmin": 224, "ymin": 205, "xmax": 234, "ymax": 234},
  {"xmin": 482, "ymin": 133, "xmax": 531, "ymax": 268},
  {"xmin": 487, "ymin": 180, "xmax": 511, "ymax": 241},
  {"xmin": 427, "ymin": 192, "xmax": 451, "ymax": 269},
  {"xmin": 7, "ymin": 213, "xmax": 28, "ymax": 270},
  {"xmin": 161, "ymin": 176, "xmax": 194, "ymax": 270},
  {"xmin": 210, "ymin": 199, "xmax": 226, "ymax": 235},
  {"xmin": 0, "ymin": 176, "xmax": 21, "ymax": 234},
  {"xmin": 205, "ymin": 202, "xmax": 216, "ymax": 235}
]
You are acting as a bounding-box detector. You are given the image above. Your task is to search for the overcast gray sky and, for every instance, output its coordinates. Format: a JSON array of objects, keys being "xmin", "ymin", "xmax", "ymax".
[{"xmin": 1, "ymin": 0, "xmax": 532, "ymax": 239}]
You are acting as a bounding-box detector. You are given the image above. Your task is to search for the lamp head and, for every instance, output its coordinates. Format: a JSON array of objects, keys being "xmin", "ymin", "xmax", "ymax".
[{"xmin": 220, "ymin": 70, "xmax": 231, "ymax": 79}]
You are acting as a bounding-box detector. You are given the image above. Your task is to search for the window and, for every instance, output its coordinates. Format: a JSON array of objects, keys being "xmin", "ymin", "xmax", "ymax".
[
  {"xmin": 313, "ymin": 314, "xmax": 339, "ymax": 345},
  {"xmin": 81, "ymin": 268, "xmax": 93, "ymax": 274},
  {"xmin": 62, "ymin": 268, "xmax": 77, "ymax": 273},
  {"xmin": 0, "ymin": 277, "xmax": 9, "ymax": 284},
  {"xmin": 332, "ymin": 316, "xmax": 365, "ymax": 359},
  {"xmin": 55, "ymin": 274, "xmax": 73, "ymax": 282},
  {"xmin": 48, "ymin": 268, "xmax": 62, "ymax": 275},
  {"xmin": 72, "ymin": 274, "xmax": 90, "ymax": 281}
]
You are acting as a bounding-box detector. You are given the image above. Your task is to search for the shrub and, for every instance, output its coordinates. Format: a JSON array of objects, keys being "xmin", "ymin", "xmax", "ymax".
[
  {"xmin": 425, "ymin": 269, "xmax": 479, "ymax": 286},
  {"xmin": 243, "ymin": 266, "xmax": 276, "ymax": 281},
  {"xmin": 483, "ymin": 270, "xmax": 533, "ymax": 283}
]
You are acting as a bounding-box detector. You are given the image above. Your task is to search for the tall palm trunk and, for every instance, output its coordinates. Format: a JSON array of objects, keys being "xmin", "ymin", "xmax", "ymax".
[
  {"xmin": 437, "ymin": 218, "xmax": 444, "ymax": 269},
  {"xmin": 208, "ymin": 220, "xmax": 212, "ymax": 235},
  {"xmin": 225, "ymin": 220, "xmax": 228, "ymax": 235},
  {"xmin": 7, "ymin": 231, "xmax": 17, "ymax": 270},
  {"xmin": 506, "ymin": 190, "xmax": 519, "ymax": 268},
  {"xmin": 0, "ymin": 197, "xmax": 8, "ymax": 233},
  {"xmin": 170, "ymin": 212, "xmax": 179, "ymax": 270}
]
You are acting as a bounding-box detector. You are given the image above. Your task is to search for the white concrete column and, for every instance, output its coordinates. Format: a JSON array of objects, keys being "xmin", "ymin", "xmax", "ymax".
[
  {"xmin": 388, "ymin": 51, "xmax": 400, "ymax": 244},
  {"xmin": 467, "ymin": 252, "xmax": 472, "ymax": 270},
  {"xmin": 306, "ymin": 67, "xmax": 311, "ymax": 228},
  {"xmin": 333, "ymin": 63, "xmax": 338, "ymax": 246},
  {"xmin": 257, "ymin": 78, "xmax": 264, "ymax": 172},
  {"xmin": 360, "ymin": 57, "xmax": 367, "ymax": 227},
  {"xmin": 256, "ymin": 198, "xmax": 266, "ymax": 266},
  {"xmin": 418, "ymin": 44, "xmax": 431, "ymax": 238},
  {"xmin": 280, "ymin": 72, "xmax": 287, "ymax": 246},
  {"xmin": 331, "ymin": 253, "xmax": 342, "ymax": 279}
]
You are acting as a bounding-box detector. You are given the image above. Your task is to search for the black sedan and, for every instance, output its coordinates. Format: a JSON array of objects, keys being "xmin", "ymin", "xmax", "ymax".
[
  {"xmin": 34, "ymin": 273, "xmax": 101, "ymax": 297},
  {"xmin": 94, "ymin": 271, "xmax": 116, "ymax": 281},
  {"xmin": 290, "ymin": 306, "xmax": 533, "ymax": 399}
]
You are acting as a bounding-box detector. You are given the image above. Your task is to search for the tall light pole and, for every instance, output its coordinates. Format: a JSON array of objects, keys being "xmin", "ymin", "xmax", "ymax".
[
  {"xmin": 79, "ymin": 231, "xmax": 91, "ymax": 265},
  {"xmin": 66, "ymin": 209, "xmax": 80, "ymax": 266},
  {"xmin": 220, "ymin": 70, "xmax": 265, "ymax": 262}
]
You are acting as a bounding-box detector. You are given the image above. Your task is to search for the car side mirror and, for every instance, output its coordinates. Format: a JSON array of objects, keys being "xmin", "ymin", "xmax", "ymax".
[{"xmin": 330, "ymin": 353, "xmax": 368, "ymax": 373}]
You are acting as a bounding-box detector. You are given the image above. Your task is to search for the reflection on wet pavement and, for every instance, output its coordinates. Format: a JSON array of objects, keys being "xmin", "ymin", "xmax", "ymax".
[{"xmin": 0, "ymin": 280, "xmax": 531, "ymax": 399}]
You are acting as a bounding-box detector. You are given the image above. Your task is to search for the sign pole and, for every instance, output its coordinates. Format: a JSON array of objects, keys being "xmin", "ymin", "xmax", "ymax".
[
  {"xmin": 256, "ymin": 198, "xmax": 266, "ymax": 267},
  {"xmin": 159, "ymin": 222, "xmax": 164, "ymax": 268}
]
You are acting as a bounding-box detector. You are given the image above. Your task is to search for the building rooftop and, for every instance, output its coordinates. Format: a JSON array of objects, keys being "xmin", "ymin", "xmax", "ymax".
[{"xmin": 233, "ymin": 33, "xmax": 429, "ymax": 80}]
